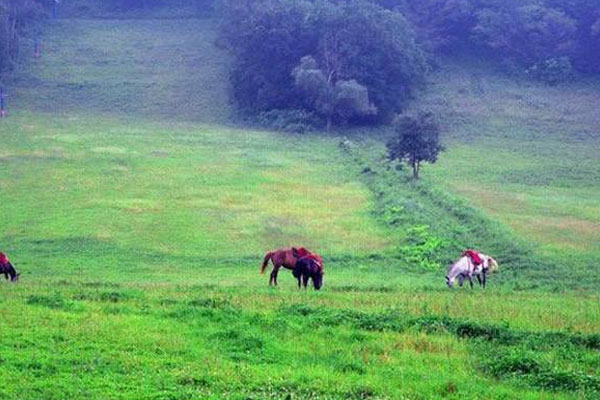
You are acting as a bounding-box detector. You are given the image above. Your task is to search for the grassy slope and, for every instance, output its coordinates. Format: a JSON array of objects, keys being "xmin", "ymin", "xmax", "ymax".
[
  {"xmin": 13, "ymin": 19, "xmax": 231, "ymax": 123},
  {"xmin": 0, "ymin": 18, "xmax": 599, "ymax": 400},
  {"xmin": 413, "ymin": 61, "xmax": 600, "ymax": 276}
]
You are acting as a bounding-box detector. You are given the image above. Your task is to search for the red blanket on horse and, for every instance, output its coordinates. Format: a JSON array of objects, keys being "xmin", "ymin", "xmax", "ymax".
[
  {"xmin": 462, "ymin": 249, "xmax": 483, "ymax": 266},
  {"xmin": 294, "ymin": 247, "xmax": 323, "ymax": 266},
  {"xmin": 0, "ymin": 252, "xmax": 8, "ymax": 267}
]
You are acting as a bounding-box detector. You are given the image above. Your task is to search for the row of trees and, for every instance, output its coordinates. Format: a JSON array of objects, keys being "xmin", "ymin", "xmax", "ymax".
[{"xmin": 375, "ymin": 0, "xmax": 600, "ymax": 74}]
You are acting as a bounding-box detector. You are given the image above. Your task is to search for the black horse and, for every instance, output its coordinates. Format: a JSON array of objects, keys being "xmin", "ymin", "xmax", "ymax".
[
  {"xmin": 0, "ymin": 254, "xmax": 19, "ymax": 282},
  {"xmin": 292, "ymin": 256, "xmax": 323, "ymax": 290}
]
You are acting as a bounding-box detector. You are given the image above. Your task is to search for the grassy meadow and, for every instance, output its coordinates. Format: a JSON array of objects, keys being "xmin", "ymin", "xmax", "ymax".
[
  {"xmin": 414, "ymin": 62, "xmax": 600, "ymax": 278},
  {"xmin": 0, "ymin": 16, "xmax": 599, "ymax": 400}
]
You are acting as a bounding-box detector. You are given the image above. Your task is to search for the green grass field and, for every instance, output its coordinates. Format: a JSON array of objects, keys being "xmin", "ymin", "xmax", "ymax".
[{"xmin": 0, "ymin": 17, "xmax": 598, "ymax": 400}]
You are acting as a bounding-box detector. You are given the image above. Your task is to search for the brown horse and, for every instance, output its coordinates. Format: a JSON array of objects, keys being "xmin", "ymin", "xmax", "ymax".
[
  {"xmin": 261, "ymin": 247, "xmax": 323, "ymax": 286},
  {"xmin": 0, "ymin": 252, "xmax": 19, "ymax": 282}
]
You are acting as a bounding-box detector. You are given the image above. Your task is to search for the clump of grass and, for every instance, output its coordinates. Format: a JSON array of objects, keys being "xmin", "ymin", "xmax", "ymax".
[
  {"xmin": 187, "ymin": 297, "xmax": 233, "ymax": 310},
  {"xmin": 484, "ymin": 348, "xmax": 600, "ymax": 393},
  {"xmin": 26, "ymin": 293, "xmax": 75, "ymax": 311},
  {"xmin": 209, "ymin": 328, "xmax": 267, "ymax": 363},
  {"xmin": 73, "ymin": 290, "xmax": 133, "ymax": 303},
  {"xmin": 329, "ymin": 285, "xmax": 395, "ymax": 293},
  {"xmin": 166, "ymin": 296, "xmax": 239, "ymax": 320},
  {"xmin": 280, "ymin": 305, "xmax": 600, "ymax": 351}
]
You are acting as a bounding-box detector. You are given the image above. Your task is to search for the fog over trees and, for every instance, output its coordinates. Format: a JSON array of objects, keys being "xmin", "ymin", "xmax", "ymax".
[
  {"xmin": 2, "ymin": 0, "xmax": 599, "ymax": 128},
  {"xmin": 218, "ymin": 0, "xmax": 600, "ymax": 128}
]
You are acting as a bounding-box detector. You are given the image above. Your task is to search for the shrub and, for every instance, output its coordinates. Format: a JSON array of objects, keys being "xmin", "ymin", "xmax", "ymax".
[
  {"xmin": 401, "ymin": 225, "xmax": 445, "ymax": 270},
  {"xmin": 255, "ymin": 108, "xmax": 323, "ymax": 133}
]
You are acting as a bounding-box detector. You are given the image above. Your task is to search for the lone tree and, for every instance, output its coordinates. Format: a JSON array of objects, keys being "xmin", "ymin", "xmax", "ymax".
[{"xmin": 386, "ymin": 112, "xmax": 444, "ymax": 180}]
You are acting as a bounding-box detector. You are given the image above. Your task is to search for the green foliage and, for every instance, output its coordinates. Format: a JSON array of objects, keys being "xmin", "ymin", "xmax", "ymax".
[
  {"xmin": 26, "ymin": 293, "xmax": 75, "ymax": 310},
  {"xmin": 484, "ymin": 348, "xmax": 600, "ymax": 393},
  {"xmin": 400, "ymin": 225, "xmax": 445, "ymax": 270},
  {"xmin": 386, "ymin": 112, "xmax": 444, "ymax": 179},
  {"xmin": 375, "ymin": 0, "xmax": 600, "ymax": 75},
  {"xmin": 472, "ymin": 4, "xmax": 577, "ymax": 66},
  {"xmin": 334, "ymin": 79, "xmax": 377, "ymax": 124},
  {"xmin": 292, "ymin": 56, "xmax": 377, "ymax": 129},
  {"xmin": 385, "ymin": 0, "xmax": 476, "ymax": 52},
  {"xmin": 218, "ymin": 0, "xmax": 426, "ymax": 125},
  {"xmin": 544, "ymin": 0, "xmax": 600, "ymax": 73},
  {"xmin": 256, "ymin": 108, "xmax": 323, "ymax": 133}
]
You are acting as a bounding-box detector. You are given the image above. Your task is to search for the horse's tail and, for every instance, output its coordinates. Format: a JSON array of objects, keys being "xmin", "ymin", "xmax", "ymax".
[{"xmin": 261, "ymin": 252, "xmax": 273, "ymax": 274}]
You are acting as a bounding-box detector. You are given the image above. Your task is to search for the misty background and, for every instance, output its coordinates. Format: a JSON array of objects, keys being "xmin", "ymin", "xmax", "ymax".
[{"xmin": 1, "ymin": 0, "xmax": 599, "ymax": 130}]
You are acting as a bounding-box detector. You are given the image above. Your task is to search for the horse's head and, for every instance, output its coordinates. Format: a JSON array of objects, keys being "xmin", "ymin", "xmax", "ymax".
[
  {"xmin": 7, "ymin": 263, "xmax": 19, "ymax": 282},
  {"xmin": 446, "ymin": 257, "xmax": 470, "ymax": 288},
  {"xmin": 312, "ymin": 268, "xmax": 324, "ymax": 290},
  {"xmin": 487, "ymin": 257, "xmax": 499, "ymax": 272},
  {"xmin": 310, "ymin": 255, "xmax": 324, "ymax": 290},
  {"xmin": 304, "ymin": 258, "xmax": 324, "ymax": 290}
]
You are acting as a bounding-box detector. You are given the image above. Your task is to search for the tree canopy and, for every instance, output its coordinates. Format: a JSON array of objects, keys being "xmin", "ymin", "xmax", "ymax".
[
  {"xmin": 375, "ymin": 0, "xmax": 600, "ymax": 73},
  {"xmin": 386, "ymin": 112, "xmax": 444, "ymax": 180},
  {"xmin": 218, "ymin": 0, "xmax": 426, "ymax": 126}
]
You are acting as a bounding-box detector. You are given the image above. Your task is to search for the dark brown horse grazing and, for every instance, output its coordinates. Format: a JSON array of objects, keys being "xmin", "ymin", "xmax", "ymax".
[
  {"xmin": 293, "ymin": 256, "xmax": 324, "ymax": 290},
  {"xmin": 0, "ymin": 252, "xmax": 19, "ymax": 282},
  {"xmin": 261, "ymin": 247, "xmax": 323, "ymax": 286}
]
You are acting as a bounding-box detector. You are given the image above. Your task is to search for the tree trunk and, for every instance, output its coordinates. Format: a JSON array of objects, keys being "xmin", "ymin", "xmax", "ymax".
[{"xmin": 412, "ymin": 160, "xmax": 419, "ymax": 180}]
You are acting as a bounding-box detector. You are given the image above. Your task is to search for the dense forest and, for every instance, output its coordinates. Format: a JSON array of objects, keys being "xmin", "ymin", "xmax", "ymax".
[
  {"xmin": 2, "ymin": 0, "xmax": 599, "ymax": 128},
  {"xmin": 218, "ymin": 0, "xmax": 600, "ymax": 128}
]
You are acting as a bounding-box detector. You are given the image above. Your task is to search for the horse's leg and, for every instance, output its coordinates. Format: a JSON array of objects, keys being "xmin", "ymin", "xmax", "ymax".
[
  {"xmin": 482, "ymin": 270, "xmax": 487, "ymax": 289},
  {"xmin": 476, "ymin": 274, "xmax": 482, "ymax": 287},
  {"xmin": 302, "ymin": 274, "xmax": 309, "ymax": 289},
  {"xmin": 458, "ymin": 275, "xmax": 464, "ymax": 287},
  {"xmin": 270, "ymin": 264, "xmax": 280, "ymax": 286},
  {"xmin": 468, "ymin": 276, "xmax": 474, "ymax": 289}
]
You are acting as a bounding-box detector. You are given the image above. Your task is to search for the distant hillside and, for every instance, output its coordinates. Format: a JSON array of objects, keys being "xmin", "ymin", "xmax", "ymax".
[
  {"xmin": 11, "ymin": 18, "xmax": 230, "ymax": 123},
  {"xmin": 57, "ymin": 0, "xmax": 215, "ymax": 19}
]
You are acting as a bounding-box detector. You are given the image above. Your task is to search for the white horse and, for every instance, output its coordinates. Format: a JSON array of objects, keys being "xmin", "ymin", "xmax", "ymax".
[{"xmin": 446, "ymin": 254, "xmax": 498, "ymax": 289}]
